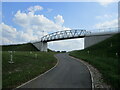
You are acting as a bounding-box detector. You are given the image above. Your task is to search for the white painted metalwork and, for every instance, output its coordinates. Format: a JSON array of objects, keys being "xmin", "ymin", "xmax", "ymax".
[{"xmin": 41, "ymin": 29, "xmax": 91, "ymax": 42}]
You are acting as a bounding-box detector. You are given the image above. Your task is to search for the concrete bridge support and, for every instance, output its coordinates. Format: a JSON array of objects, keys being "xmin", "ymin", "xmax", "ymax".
[
  {"xmin": 84, "ymin": 34, "xmax": 113, "ymax": 48},
  {"xmin": 32, "ymin": 42, "xmax": 47, "ymax": 52}
]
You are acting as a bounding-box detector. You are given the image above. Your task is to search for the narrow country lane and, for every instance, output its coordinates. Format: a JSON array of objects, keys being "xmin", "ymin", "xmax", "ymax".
[{"xmin": 18, "ymin": 53, "xmax": 92, "ymax": 88}]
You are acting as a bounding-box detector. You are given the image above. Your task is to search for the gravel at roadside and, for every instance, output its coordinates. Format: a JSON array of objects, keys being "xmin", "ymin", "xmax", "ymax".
[{"xmin": 70, "ymin": 55, "xmax": 111, "ymax": 88}]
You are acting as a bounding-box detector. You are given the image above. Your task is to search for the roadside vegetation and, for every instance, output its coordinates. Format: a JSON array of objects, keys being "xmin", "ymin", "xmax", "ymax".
[
  {"xmin": 70, "ymin": 33, "xmax": 120, "ymax": 88},
  {"xmin": 2, "ymin": 43, "xmax": 57, "ymax": 88}
]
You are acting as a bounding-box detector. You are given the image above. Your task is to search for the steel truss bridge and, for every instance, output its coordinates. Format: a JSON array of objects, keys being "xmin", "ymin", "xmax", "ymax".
[
  {"xmin": 41, "ymin": 29, "xmax": 91, "ymax": 42},
  {"xmin": 32, "ymin": 27, "xmax": 119, "ymax": 51}
]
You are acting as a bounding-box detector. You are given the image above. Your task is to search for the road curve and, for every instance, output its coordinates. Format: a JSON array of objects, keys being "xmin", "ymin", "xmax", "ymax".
[{"xmin": 19, "ymin": 53, "xmax": 92, "ymax": 88}]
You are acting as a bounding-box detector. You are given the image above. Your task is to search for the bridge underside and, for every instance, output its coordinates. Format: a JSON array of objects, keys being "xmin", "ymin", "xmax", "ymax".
[{"xmin": 43, "ymin": 36, "xmax": 85, "ymax": 42}]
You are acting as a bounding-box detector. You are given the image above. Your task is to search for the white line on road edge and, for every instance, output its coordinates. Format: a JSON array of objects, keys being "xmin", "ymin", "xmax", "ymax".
[
  {"xmin": 15, "ymin": 55, "xmax": 59, "ymax": 89},
  {"xmin": 69, "ymin": 55, "xmax": 94, "ymax": 90}
]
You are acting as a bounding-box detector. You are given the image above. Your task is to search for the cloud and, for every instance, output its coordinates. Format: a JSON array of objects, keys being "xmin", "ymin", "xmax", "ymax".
[
  {"xmin": 28, "ymin": 5, "xmax": 43, "ymax": 13},
  {"xmin": 1, "ymin": 22, "xmax": 41, "ymax": 45},
  {"xmin": 48, "ymin": 38, "xmax": 84, "ymax": 51},
  {"xmin": 93, "ymin": 19, "xmax": 118, "ymax": 31},
  {"xmin": 1, "ymin": 23, "xmax": 17, "ymax": 38},
  {"xmin": 1, "ymin": 23, "xmax": 18, "ymax": 45},
  {"xmin": 1, "ymin": 9, "xmax": 82, "ymax": 51},
  {"xmin": 2, "ymin": 38, "xmax": 13, "ymax": 45},
  {"xmin": 54, "ymin": 15, "xmax": 64, "ymax": 25},
  {"xmin": 1, "ymin": 5, "xmax": 84, "ymax": 51},
  {"xmin": 2, "ymin": 9, "xmax": 70, "ymax": 45},
  {"xmin": 13, "ymin": 11, "xmax": 66, "ymax": 32},
  {"xmin": 95, "ymin": 0, "xmax": 118, "ymax": 6},
  {"xmin": 95, "ymin": 13, "xmax": 118, "ymax": 23},
  {"xmin": 92, "ymin": 13, "xmax": 118, "ymax": 32},
  {"xmin": 96, "ymin": 14, "xmax": 113, "ymax": 20}
]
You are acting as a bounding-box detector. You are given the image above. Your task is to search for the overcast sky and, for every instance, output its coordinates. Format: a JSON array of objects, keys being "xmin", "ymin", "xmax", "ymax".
[{"xmin": 1, "ymin": 1, "xmax": 118, "ymax": 51}]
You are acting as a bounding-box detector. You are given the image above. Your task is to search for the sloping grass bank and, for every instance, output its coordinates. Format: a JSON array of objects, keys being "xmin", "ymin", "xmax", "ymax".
[
  {"xmin": 2, "ymin": 51, "xmax": 57, "ymax": 89},
  {"xmin": 70, "ymin": 33, "xmax": 120, "ymax": 88},
  {"xmin": 2, "ymin": 43, "xmax": 39, "ymax": 51},
  {"xmin": 2, "ymin": 43, "xmax": 57, "ymax": 89}
]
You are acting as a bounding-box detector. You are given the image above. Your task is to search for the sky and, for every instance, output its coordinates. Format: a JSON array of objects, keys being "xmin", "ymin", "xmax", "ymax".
[{"xmin": 1, "ymin": 1, "xmax": 118, "ymax": 51}]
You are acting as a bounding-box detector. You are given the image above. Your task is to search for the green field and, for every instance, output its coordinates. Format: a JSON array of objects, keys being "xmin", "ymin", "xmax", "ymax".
[
  {"xmin": 2, "ymin": 43, "xmax": 57, "ymax": 88},
  {"xmin": 70, "ymin": 33, "xmax": 120, "ymax": 88}
]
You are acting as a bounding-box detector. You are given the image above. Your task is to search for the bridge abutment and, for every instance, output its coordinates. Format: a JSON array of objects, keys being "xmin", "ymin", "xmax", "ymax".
[
  {"xmin": 32, "ymin": 42, "xmax": 47, "ymax": 52},
  {"xmin": 84, "ymin": 34, "xmax": 113, "ymax": 48}
]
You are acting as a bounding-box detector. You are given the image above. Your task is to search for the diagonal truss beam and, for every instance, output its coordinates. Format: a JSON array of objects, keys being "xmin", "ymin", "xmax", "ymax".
[{"xmin": 41, "ymin": 29, "xmax": 91, "ymax": 42}]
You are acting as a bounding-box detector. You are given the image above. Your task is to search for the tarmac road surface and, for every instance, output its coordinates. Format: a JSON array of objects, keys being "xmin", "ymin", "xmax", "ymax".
[{"xmin": 18, "ymin": 53, "xmax": 92, "ymax": 88}]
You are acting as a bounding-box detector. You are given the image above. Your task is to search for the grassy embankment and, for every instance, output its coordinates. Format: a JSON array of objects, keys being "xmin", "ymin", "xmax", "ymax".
[
  {"xmin": 2, "ymin": 43, "xmax": 57, "ymax": 88},
  {"xmin": 70, "ymin": 33, "xmax": 120, "ymax": 88}
]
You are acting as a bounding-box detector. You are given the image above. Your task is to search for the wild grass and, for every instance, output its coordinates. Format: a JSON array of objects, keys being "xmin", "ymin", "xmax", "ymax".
[
  {"xmin": 2, "ymin": 51, "xmax": 57, "ymax": 88},
  {"xmin": 2, "ymin": 43, "xmax": 57, "ymax": 88}
]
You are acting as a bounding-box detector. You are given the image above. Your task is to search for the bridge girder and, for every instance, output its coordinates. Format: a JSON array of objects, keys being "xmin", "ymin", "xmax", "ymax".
[{"xmin": 41, "ymin": 29, "xmax": 91, "ymax": 42}]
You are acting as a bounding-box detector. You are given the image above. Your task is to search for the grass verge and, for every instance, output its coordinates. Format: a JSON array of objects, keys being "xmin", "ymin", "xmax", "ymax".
[
  {"xmin": 69, "ymin": 33, "xmax": 120, "ymax": 88},
  {"xmin": 2, "ymin": 51, "xmax": 57, "ymax": 89}
]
